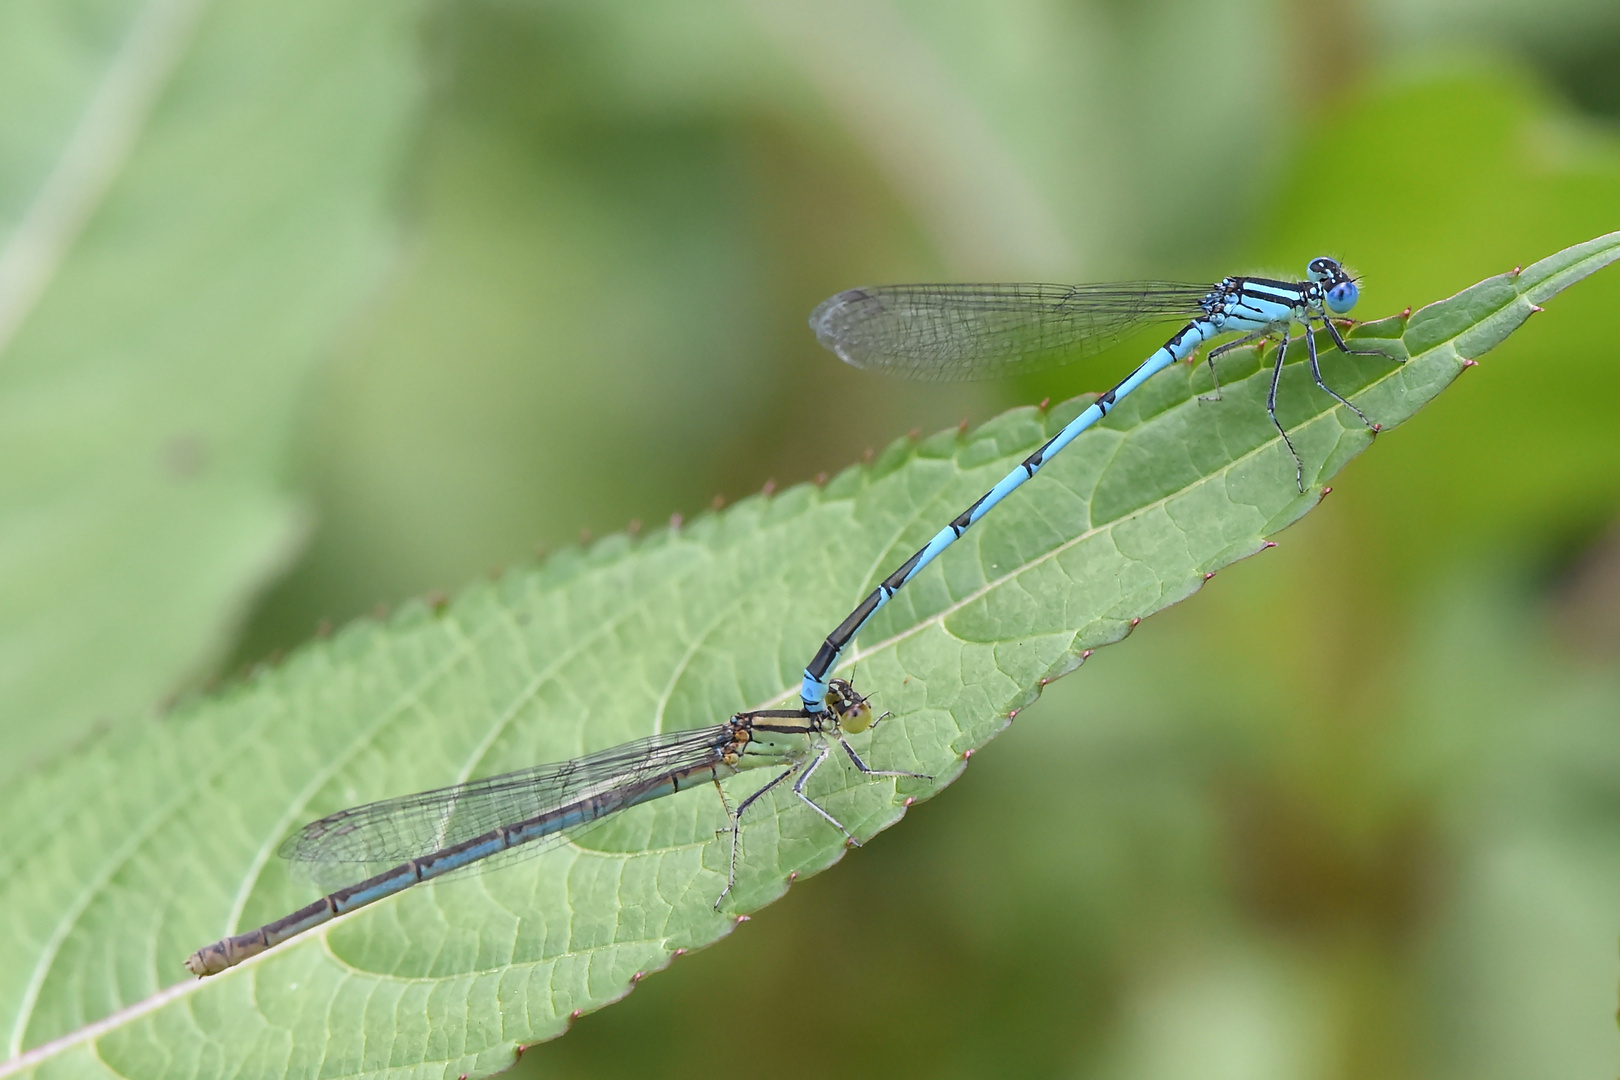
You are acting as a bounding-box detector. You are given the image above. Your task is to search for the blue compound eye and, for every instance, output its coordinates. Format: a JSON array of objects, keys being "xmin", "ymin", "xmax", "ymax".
[{"xmin": 1325, "ymin": 279, "xmax": 1358, "ymax": 314}]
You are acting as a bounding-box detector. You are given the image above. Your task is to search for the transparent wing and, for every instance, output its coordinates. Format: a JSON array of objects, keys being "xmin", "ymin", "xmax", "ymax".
[
  {"xmin": 810, "ymin": 281, "xmax": 1214, "ymax": 381},
  {"xmin": 279, "ymin": 724, "xmax": 732, "ymax": 886}
]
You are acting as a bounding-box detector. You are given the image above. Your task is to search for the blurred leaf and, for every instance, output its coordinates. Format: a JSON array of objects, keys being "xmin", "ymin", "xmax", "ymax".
[
  {"xmin": 0, "ymin": 0, "xmax": 422, "ymax": 773},
  {"xmin": 234, "ymin": 0, "xmax": 1339, "ymax": 666},
  {"xmin": 244, "ymin": 0, "xmax": 1258, "ymax": 654},
  {"xmin": 1259, "ymin": 67, "xmax": 1620, "ymax": 592},
  {"xmin": 1368, "ymin": 0, "xmax": 1620, "ymax": 58},
  {"xmin": 1, "ymin": 235, "xmax": 1613, "ymax": 1078}
]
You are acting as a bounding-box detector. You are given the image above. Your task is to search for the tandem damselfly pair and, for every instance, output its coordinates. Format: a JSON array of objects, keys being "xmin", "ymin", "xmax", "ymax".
[{"xmin": 189, "ymin": 257, "xmax": 1395, "ymax": 975}]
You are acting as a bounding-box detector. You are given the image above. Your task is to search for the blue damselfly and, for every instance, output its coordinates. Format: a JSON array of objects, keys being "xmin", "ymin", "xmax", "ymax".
[{"xmin": 799, "ymin": 258, "xmax": 1398, "ymax": 712}]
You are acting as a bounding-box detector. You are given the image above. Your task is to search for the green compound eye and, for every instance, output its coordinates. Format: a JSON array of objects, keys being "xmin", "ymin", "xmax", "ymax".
[
  {"xmin": 827, "ymin": 678, "xmax": 876, "ymax": 732},
  {"xmin": 839, "ymin": 697, "xmax": 876, "ymax": 734}
]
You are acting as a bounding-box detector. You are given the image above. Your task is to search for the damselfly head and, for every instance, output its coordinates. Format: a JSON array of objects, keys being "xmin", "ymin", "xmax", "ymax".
[
  {"xmin": 1307, "ymin": 256, "xmax": 1359, "ymax": 315},
  {"xmin": 1306, "ymin": 256, "xmax": 1343, "ymax": 280},
  {"xmin": 827, "ymin": 678, "xmax": 877, "ymax": 733}
]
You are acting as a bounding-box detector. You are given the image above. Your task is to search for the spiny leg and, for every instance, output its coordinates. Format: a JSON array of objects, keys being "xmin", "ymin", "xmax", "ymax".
[
  {"xmin": 1265, "ymin": 325, "xmax": 1307, "ymax": 492},
  {"xmin": 795, "ymin": 732, "xmax": 934, "ymax": 842},
  {"xmin": 710, "ymin": 775, "xmax": 736, "ymax": 821},
  {"xmin": 791, "ymin": 742, "xmax": 856, "ymax": 841},
  {"xmin": 1304, "ymin": 314, "xmax": 1376, "ymax": 429},
  {"xmin": 837, "ymin": 734, "xmax": 931, "ymax": 781},
  {"xmin": 715, "ymin": 762, "xmax": 801, "ymax": 909},
  {"xmin": 1324, "ymin": 315, "xmax": 1405, "ymax": 362},
  {"xmin": 1199, "ymin": 328, "xmax": 1273, "ymax": 403}
]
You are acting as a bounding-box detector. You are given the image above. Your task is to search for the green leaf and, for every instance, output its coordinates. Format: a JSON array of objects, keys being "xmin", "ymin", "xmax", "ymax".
[
  {"xmin": 2, "ymin": 233, "xmax": 1614, "ymax": 1079},
  {"xmin": 0, "ymin": 0, "xmax": 422, "ymax": 772}
]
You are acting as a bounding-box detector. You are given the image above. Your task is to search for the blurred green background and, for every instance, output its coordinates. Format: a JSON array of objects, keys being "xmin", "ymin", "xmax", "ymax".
[{"xmin": 6, "ymin": 0, "xmax": 1620, "ymax": 1076}]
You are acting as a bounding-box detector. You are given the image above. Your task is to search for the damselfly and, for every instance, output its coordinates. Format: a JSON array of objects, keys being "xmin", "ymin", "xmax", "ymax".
[
  {"xmin": 186, "ymin": 680, "xmax": 924, "ymax": 976},
  {"xmin": 799, "ymin": 258, "xmax": 1398, "ymax": 713}
]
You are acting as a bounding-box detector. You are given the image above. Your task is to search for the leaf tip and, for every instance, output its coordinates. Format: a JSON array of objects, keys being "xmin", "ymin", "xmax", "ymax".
[
  {"xmin": 761, "ymin": 479, "xmax": 776, "ymax": 497},
  {"xmin": 627, "ymin": 518, "xmax": 641, "ymax": 536},
  {"xmin": 669, "ymin": 512, "xmax": 683, "ymax": 531},
  {"xmin": 711, "ymin": 492, "xmax": 726, "ymax": 509},
  {"xmin": 1037, "ymin": 396, "xmax": 1050, "ymax": 411}
]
